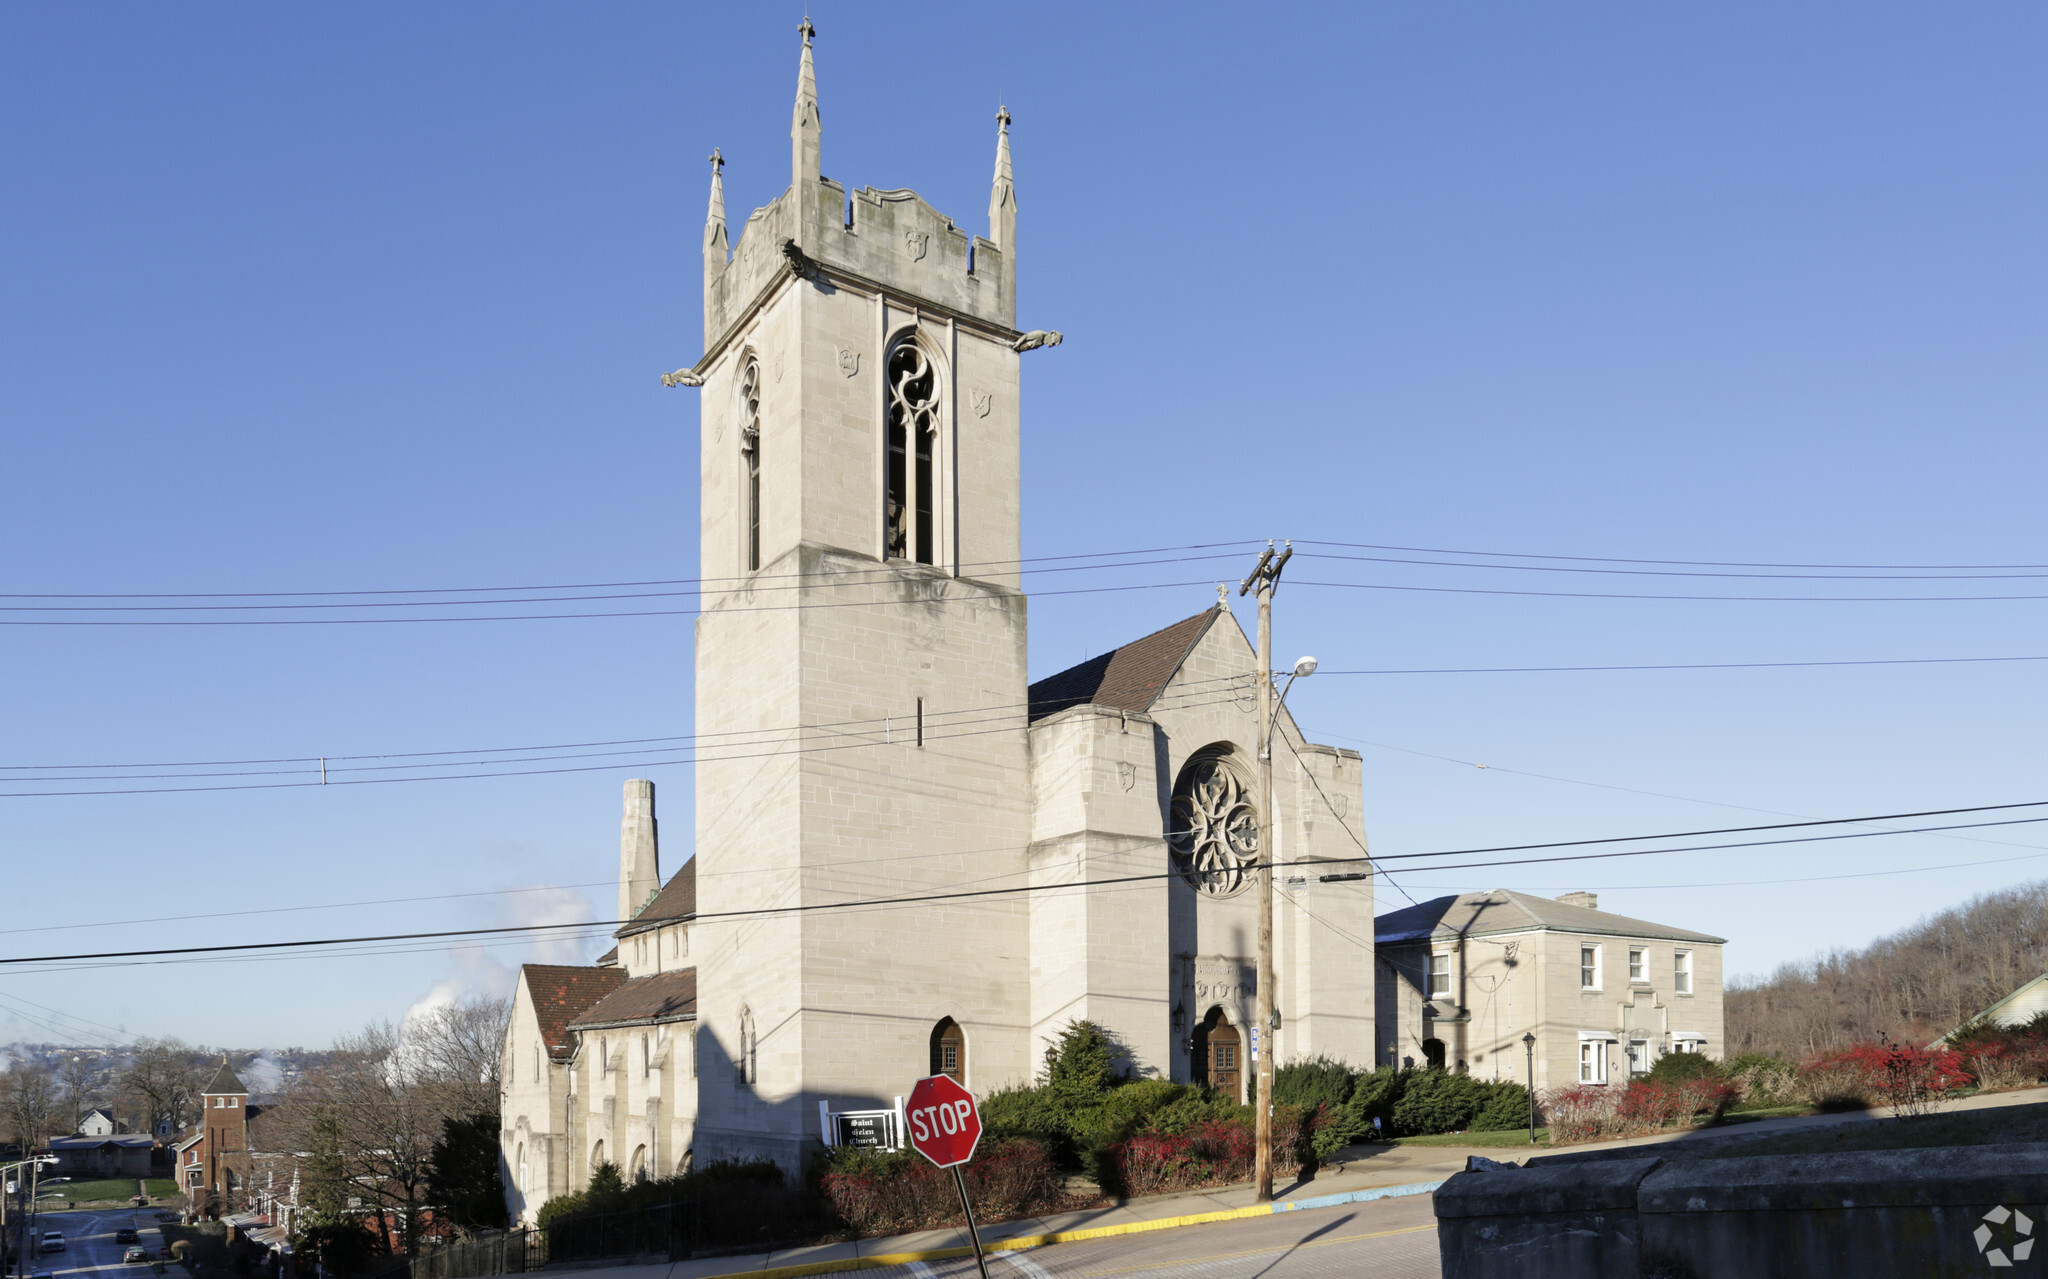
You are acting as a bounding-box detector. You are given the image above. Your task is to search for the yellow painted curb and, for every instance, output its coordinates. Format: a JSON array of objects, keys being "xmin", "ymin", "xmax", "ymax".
[{"xmin": 700, "ymin": 1202, "xmax": 1282, "ymax": 1279}]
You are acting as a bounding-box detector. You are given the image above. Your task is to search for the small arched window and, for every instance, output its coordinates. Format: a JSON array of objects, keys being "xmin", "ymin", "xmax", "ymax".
[
  {"xmin": 930, "ymin": 1018, "xmax": 966, "ymax": 1083},
  {"xmin": 590, "ymin": 1140, "xmax": 606, "ymax": 1175},
  {"xmin": 883, "ymin": 337, "xmax": 940, "ymax": 565},
  {"xmin": 628, "ymin": 1144, "xmax": 648, "ymax": 1183},
  {"xmin": 641, "ymin": 1035, "xmax": 650, "ymax": 1078},
  {"xmin": 740, "ymin": 359, "xmax": 762, "ymax": 572},
  {"xmin": 515, "ymin": 1143, "xmax": 528, "ymax": 1195}
]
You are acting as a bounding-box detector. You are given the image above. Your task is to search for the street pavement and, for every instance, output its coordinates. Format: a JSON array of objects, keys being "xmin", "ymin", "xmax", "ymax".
[
  {"xmin": 22, "ymin": 1205, "xmax": 163, "ymax": 1279},
  {"xmin": 879, "ymin": 1193, "xmax": 1439, "ymax": 1278}
]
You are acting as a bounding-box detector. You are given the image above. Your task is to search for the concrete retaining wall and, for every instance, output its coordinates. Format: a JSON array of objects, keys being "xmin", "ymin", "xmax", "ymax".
[{"xmin": 1436, "ymin": 1143, "xmax": 2048, "ymax": 1278}]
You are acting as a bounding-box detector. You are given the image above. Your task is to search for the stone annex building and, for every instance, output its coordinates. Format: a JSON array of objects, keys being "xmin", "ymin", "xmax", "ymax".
[{"xmin": 495, "ymin": 25, "xmax": 1378, "ymax": 1221}]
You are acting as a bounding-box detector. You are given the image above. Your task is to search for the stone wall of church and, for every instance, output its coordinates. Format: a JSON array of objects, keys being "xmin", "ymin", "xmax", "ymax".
[{"xmin": 501, "ymin": 980, "xmax": 570, "ymax": 1225}]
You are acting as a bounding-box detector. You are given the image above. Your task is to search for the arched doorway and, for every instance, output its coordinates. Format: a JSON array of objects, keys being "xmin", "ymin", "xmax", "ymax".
[
  {"xmin": 1422, "ymin": 1038, "xmax": 1447, "ymax": 1070},
  {"xmin": 930, "ymin": 1018, "xmax": 966, "ymax": 1083},
  {"xmin": 1191, "ymin": 1007, "xmax": 1242, "ymax": 1099}
]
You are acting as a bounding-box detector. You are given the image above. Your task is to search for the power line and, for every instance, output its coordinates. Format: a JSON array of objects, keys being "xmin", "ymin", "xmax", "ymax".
[
  {"xmin": 1299, "ymin": 549, "xmax": 2048, "ymax": 582},
  {"xmin": 1293, "ymin": 578, "xmax": 2048, "ymax": 604},
  {"xmin": 8, "ymin": 798, "xmax": 2045, "ymax": 968},
  {"xmin": 1296, "ymin": 539, "xmax": 2048, "ymax": 573},
  {"xmin": 0, "ymin": 576, "xmax": 1223, "ymax": 626},
  {"xmin": 1316, "ymin": 654, "xmax": 2048, "ymax": 676},
  {"xmin": 0, "ymin": 541, "xmax": 1264, "ymax": 601}
]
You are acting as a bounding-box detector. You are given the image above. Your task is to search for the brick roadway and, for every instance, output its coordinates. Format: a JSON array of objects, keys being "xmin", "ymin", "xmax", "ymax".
[{"xmin": 860, "ymin": 1193, "xmax": 1440, "ymax": 1279}]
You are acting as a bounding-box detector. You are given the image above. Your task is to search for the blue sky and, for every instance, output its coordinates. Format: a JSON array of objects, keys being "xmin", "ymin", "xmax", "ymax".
[{"xmin": 2, "ymin": 2, "xmax": 2044, "ymax": 1051}]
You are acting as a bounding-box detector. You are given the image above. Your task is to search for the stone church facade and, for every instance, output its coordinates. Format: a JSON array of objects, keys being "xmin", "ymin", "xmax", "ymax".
[{"xmin": 500, "ymin": 25, "xmax": 1374, "ymax": 1221}]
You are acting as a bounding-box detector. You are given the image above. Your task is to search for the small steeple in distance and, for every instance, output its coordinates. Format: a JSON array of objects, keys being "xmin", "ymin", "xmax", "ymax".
[
  {"xmin": 792, "ymin": 16, "xmax": 821, "ymax": 188},
  {"xmin": 619, "ymin": 778, "xmax": 660, "ymax": 923},
  {"xmin": 703, "ymin": 148, "xmax": 728, "ymax": 285},
  {"xmin": 989, "ymin": 105, "xmax": 1018, "ymax": 325}
]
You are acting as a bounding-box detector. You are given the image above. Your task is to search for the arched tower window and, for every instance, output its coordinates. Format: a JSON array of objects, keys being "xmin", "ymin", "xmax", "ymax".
[
  {"xmin": 739, "ymin": 359, "xmax": 762, "ymax": 572},
  {"xmin": 884, "ymin": 338, "xmax": 940, "ymax": 565},
  {"xmin": 1167, "ymin": 747, "xmax": 1259, "ymax": 898},
  {"xmin": 737, "ymin": 1007, "xmax": 757, "ymax": 1086},
  {"xmin": 930, "ymin": 1018, "xmax": 966, "ymax": 1083}
]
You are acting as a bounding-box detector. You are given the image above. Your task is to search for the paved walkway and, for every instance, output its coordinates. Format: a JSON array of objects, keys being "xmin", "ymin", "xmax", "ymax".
[{"xmin": 574, "ymin": 1085, "xmax": 2048, "ymax": 1279}]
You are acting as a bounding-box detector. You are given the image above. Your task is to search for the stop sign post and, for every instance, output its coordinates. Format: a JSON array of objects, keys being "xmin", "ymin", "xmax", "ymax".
[{"xmin": 906, "ymin": 1074, "xmax": 991, "ymax": 1279}]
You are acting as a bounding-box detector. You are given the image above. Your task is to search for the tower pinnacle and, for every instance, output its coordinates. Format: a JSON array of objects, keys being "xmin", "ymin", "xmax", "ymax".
[
  {"xmin": 704, "ymin": 148, "xmax": 728, "ymax": 280},
  {"xmin": 989, "ymin": 105, "xmax": 1017, "ymax": 325},
  {"xmin": 792, "ymin": 17, "xmax": 821, "ymax": 187}
]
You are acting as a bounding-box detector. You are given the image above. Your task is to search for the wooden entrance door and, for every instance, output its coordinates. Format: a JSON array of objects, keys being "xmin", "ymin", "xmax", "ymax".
[{"xmin": 1193, "ymin": 1008, "xmax": 1242, "ymax": 1098}]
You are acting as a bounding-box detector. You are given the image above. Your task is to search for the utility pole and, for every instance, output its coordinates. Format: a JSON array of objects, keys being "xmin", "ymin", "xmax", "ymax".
[{"xmin": 1240, "ymin": 539, "xmax": 1292, "ymax": 1202}]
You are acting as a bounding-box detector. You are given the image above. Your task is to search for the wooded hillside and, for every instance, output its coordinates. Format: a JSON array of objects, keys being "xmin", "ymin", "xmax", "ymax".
[{"xmin": 1726, "ymin": 880, "xmax": 2048, "ymax": 1058}]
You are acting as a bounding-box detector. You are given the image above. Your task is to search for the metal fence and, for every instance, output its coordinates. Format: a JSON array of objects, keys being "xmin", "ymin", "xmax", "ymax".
[{"xmin": 396, "ymin": 1201, "xmax": 703, "ymax": 1279}]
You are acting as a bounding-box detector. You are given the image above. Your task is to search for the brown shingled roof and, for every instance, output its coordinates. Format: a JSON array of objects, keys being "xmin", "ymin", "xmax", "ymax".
[
  {"xmin": 1027, "ymin": 609, "xmax": 1220, "ymax": 722},
  {"xmin": 617, "ymin": 858, "xmax": 696, "ymax": 938},
  {"xmin": 567, "ymin": 969, "xmax": 697, "ymax": 1029},
  {"xmin": 521, "ymin": 964, "xmax": 628, "ymax": 1059}
]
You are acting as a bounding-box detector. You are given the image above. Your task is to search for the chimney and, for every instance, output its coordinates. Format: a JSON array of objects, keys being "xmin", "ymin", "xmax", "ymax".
[
  {"xmin": 1555, "ymin": 891, "xmax": 1598, "ymax": 911},
  {"xmin": 619, "ymin": 780, "xmax": 660, "ymax": 923}
]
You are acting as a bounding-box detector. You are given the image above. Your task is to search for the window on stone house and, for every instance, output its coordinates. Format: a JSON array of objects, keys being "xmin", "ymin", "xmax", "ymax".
[
  {"xmin": 883, "ymin": 338, "xmax": 940, "ymax": 565},
  {"xmin": 1579, "ymin": 1039, "xmax": 1606, "ymax": 1084},
  {"xmin": 1581, "ymin": 945, "xmax": 1601, "ymax": 990},
  {"xmin": 1426, "ymin": 953, "xmax": 1450, "ymax": 999},
  {"xmin": 1674, "ymin": 949, "xmax": 1693, "ymax": 995},
  {"xmin": 740, "ymin": 358, "xmax": 762, "ymax": 572},
  {"xmin": 1629, "ymin": 947, "xmax": 1646, "ymax": 983}
]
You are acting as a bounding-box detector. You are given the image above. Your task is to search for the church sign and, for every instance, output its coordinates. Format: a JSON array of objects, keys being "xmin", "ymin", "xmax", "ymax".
[{"xmin": 818, "ymin": 1100, "xmax": 903, "ymax": 1151}]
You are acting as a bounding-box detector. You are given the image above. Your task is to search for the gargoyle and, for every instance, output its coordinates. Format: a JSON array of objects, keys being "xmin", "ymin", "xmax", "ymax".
[
  {"xmin": 1011, "ymin": 330, "xmax": 1063, "ymax": 352},
  {"xmin": 661, "ymin": 369, "xmax": 704, "ymax": 387}
]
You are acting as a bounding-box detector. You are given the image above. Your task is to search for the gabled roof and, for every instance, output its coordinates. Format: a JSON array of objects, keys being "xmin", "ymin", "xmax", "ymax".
[
  {"xmin": 201, "ymin": 1058, "xmax": 246, "ymax": 1096},
  {"xmin": 595, "ymin": 946, "xmax": 619, "ymax": 967},
  {"xmin": 1931, "ymin": 971, "xmax": 2048, "ymax": 1047},
  {"xmin": 49, "ymin": 1134, "xmax": 154, "ymax": 1150},
  {"xmin": 567, "ymin": 969, "xmax": 698, "ymax": 1030},
  {"xmin": 617, "ymin": 859, "xmax": 696, "ymax": 939},
  {"xmin": 1375, "ymin": 888, "xmax": 1725, "ymax": 946},
  {"xmin": 1027, "ymin": 609, "xmax": 1220, "ymax": 723},
  {"xmin": 521, "ymin": 963, "xmax": 629, "ymax": 1060}
]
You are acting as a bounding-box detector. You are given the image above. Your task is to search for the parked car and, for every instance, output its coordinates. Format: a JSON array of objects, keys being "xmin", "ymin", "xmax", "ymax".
[
  {"xmin": 40, "ymin": 1234, "xmax": 66, "ymax": 1253},
  {"xmin": 116, "ymin": 1228, "xmax": 140, "ymax": 1243},
  {"xmin": 124, "ymin": 1248, "xmax": 149, "ymax": 1264}
]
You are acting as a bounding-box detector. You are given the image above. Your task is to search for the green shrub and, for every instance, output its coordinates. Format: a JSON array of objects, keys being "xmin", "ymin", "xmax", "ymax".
[
  {"xmin": 1341, "ymin": 1067, "xmax": 1408, "ymax": 1140},
  {"xmin": 1470, "ymin": 1081, "xmax": 1534, "ymax": 1132},
  {"xmin": 1391, "ymin": 1068, "xmax": 1490, "ymax": 1136},
  {"xmin": 1273, "ymin": 1056, "xmax": 1356, "ymax": 1112},
  {"xmin": 1726, "ymin": 1053, "xmax": 1802, "ymax": 1107},
  {"xmin": 1647, "ymin": 1051, "xmax": 1722, "ymax": 1083}
]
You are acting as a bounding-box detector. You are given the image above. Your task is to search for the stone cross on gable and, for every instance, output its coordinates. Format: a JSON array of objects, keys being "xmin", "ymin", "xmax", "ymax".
[
  {"xmin": 708, "ymin": 147, "xmax": 723, "ymax": 174},
  {"xmin": 798, "ymin": 15, "xmax": 815, "ymax": 44}
]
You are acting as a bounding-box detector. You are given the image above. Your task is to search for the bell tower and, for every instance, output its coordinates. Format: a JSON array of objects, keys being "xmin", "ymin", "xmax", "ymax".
[{"xmin": 675, "ymin": 22, "xmax": 1043, "ymax": 1168}]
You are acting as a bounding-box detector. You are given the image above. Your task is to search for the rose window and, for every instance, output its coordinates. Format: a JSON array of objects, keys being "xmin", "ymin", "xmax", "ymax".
[{"xmin": 1169, "ymin": 755, "xmax": 1258, "ymax": 897}]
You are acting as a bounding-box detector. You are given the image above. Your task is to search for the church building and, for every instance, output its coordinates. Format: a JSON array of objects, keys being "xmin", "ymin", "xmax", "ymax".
[{"xmin": 499, "ymin": 25, "xmax": 1375, "ymax": 1220}]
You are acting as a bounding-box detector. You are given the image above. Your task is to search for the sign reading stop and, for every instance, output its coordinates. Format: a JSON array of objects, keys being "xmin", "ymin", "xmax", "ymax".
[{"xmin": 905, "ymin": 1073, "xmax": 982, "ymax": 1169}]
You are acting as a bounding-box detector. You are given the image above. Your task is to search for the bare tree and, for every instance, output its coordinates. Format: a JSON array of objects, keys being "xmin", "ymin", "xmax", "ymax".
[
  {"xmin": 271, "ymin": 1023, "xmax": 445, "ymax": 1256},
  {"xmin": 121, "ymin": 1037, "xmax": 209, "ymax": 1134},
  {"xmin": 58, "ymin": 1052, "xmax": 100, "ymax": 1132},
  {"xmin": 405, "ymin": 996, "xmax": 510, "ymax": 1119},
  {"xmin": 2, "ymin": 1063, "xmax": 62, "ymax": 1149}
]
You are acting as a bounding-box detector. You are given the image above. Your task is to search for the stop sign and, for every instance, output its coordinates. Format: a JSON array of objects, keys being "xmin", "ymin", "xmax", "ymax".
[{"xmin": 905, "ymin": 1073, "xmax": 982, "ymax": 1168}]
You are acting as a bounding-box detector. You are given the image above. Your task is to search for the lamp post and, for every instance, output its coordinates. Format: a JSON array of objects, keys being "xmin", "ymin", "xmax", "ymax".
[{"xmin": 1522, "ymin": 1033, "xmax": 1538, "ymax": 1144}]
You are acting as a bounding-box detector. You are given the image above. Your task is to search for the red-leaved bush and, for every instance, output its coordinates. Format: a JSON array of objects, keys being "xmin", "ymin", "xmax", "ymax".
[
  {"xmin": 1539, "ymin": 1084, "xmax": 1614, "ymax": 1144},
  {"xmin": 1542, "ymin": 1078, "xmax": 1738, "ymax": 1143},
  {"xmin": 819, "ymin": 1139, "xmax": 1063, "ymax": 1235},
  {"xmin": 1803, "ymin": 1040, "xmax": 1972, "ymax": 1118},
  {"xmin": 1104, "ymin": 1111, "xmax": 1309, "ymax": 1197}
]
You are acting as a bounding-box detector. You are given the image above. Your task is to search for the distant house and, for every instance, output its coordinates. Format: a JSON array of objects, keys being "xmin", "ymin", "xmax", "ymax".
[
  {"xmin": 47, "ymin": 1134, "xmax": 154, "ymax": 1177},
  {"xmin": 77, "ymin": 1107, "xmax": 118, "ymax": 1137},
  {"xmin": 1931, "ymin": 972, "xmax": 2048, "ymax": 1047},
  {"xmin": 1375, "ymin": 889, "xmax": 1725, "ymax": 1093}
]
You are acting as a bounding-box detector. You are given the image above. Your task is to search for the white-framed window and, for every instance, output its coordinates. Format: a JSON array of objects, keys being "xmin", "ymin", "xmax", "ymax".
[
  {"xmin": 1674, "ymin": 949, "xmax": 1693, "ymax": 995},
  {"xmin": 1426, "ymin": 953, "xmax": 1451, "ymax": 998},
  {"xmin": 1578, "ymin": 1039, "xmax": 1607, "ymax": 1084},
  {"xmin": 1580, "ymin": 944, "xmax": 1601, "ymax": 991},
  {"xmin": 1628, "ymin": 947, "xmax": 1646, "ymax": 983}
]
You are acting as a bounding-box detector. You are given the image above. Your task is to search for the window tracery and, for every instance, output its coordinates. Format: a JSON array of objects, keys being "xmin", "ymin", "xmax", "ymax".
[
  {"xmin": 740, "ymin": 359, "xmax": 762, "ymax": 572},
  {"xmin": 884, "ymin": 339, "xmax": 940, "ymax": 564},
  {"xmin": 1167, "ymin": 750, "xmax": 1259, "ymax": 898}
]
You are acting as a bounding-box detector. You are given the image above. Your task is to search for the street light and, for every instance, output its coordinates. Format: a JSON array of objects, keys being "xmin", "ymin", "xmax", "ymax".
[{"xmin": 1523, "ymin": 1033, "xmax": 1538, "ymax": 1145}]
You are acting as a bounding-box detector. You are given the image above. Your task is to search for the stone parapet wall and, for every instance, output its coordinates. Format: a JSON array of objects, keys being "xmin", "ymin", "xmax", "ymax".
[{"xmin": 1436, "ymin": 1143, "xmax": 2048, "ymax": 1278}]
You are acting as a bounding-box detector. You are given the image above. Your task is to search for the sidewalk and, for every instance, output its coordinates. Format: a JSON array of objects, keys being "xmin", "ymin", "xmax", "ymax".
[{"xmin": 560, "ymin": 1085, "xmax": 2048, "ymax": 1279}]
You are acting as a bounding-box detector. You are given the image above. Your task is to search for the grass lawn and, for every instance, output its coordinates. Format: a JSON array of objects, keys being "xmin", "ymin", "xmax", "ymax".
[
  {"xmin": 46, "ymin": 1177, "xmax": 179, "ymax": 1202},
  {"xmin": 1696, "ymin": 1100, "xmax": 2048, "ymax": 1160}
]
